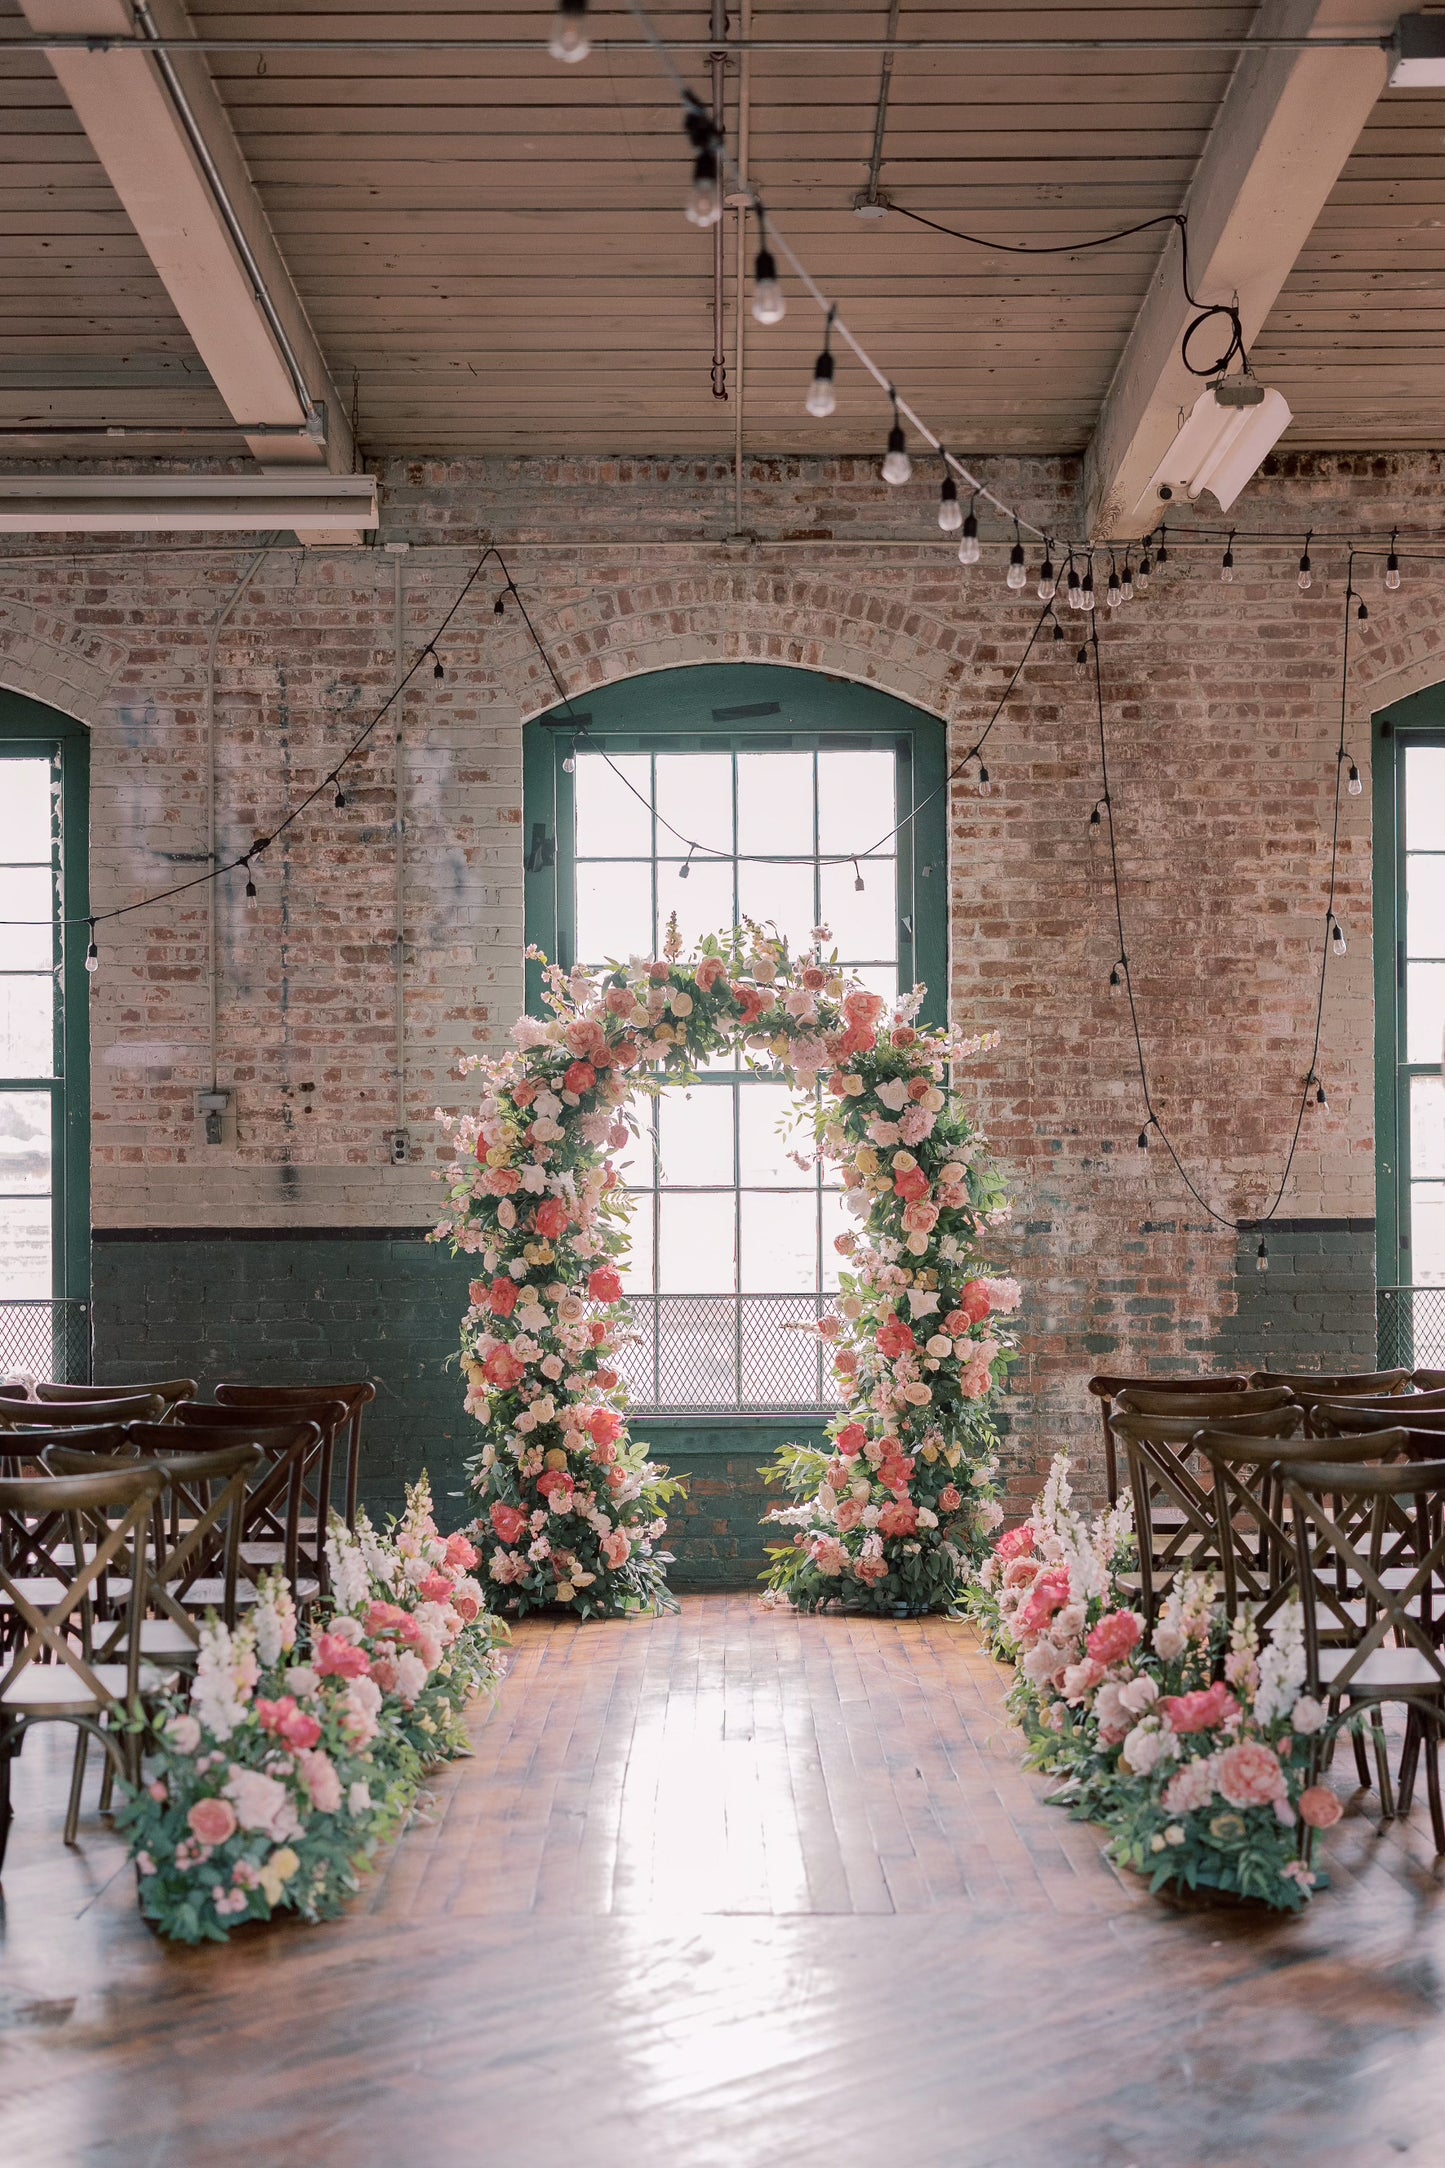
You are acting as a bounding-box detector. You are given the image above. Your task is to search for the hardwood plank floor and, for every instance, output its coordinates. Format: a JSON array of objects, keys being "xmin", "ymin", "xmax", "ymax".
[{"xmin": 2, "ymin": 1594, "xmax": 1444, "ymax": 2167}]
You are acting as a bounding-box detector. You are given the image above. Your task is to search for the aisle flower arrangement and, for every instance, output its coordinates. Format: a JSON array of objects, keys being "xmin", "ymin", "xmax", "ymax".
[
  {"xmin": 432, "ymin": 919, "xmax": 1017, "ymax": 1618},
  {"xmin": 116, "ymin": 1481, "xmax": 506, "ymax": 1945},
  {"xmin": 974, "ymin": 1455, "xmax": 1333, "ymax": 1911}
]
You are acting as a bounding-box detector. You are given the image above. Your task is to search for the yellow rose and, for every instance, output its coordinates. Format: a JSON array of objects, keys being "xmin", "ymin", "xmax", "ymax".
[
  {"xmin": 654, "ymin": 1023, "xmax": 676, "ymax": 1044},
  {"xmin": 543, "ymin": 1447, "xmax": 570, "ymax": 1471},
  {"xmin": 669, "ymin": 991, "xmax": 694, "ymax": 1017},
  {"xmin": 258, "ymin": 1845, "xmax": 301, "ymax": 1906},
  {"xmin": 854, "ymin": 1146, "xmax": 881, "ymax": 1175},
  {"xmin": 554, "ymin": 1582, "xmax": 577, "ymax": 1602},
  {"xmin": 466, "ymin": 1362, "xmax": 487, "ymax": 1388},
  {"xmin": 892, "ymin": 1149, "xmax": 917, "ymax": 1172},
  {"xmin": 921, "ymin": 1444, "xmax": 940, "ymax": 1464},
  {"xmin": 945, "ymin": 1445, "xmax": 962, "ymax": 1468},
  {"xmin": 485, "ymin": 1145, "xmax": 513, "ymax": 1169},
  {"xmin": 839, "ymin": 1075, "xmax": 865, "ymax": 1096}
]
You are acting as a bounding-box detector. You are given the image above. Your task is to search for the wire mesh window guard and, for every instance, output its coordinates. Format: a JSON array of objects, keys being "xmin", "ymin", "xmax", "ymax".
[
  {"xmin": 612, "ymin": 1293, "xmax": 844, "ymax": 1416},
  {"xmin": 1378, "ymin": 1286, "xmax": 1445, "ymax": 1372},
  {"xmin": 0, "ymin": 1297, "xmax": 91, "ymax": 1383}
]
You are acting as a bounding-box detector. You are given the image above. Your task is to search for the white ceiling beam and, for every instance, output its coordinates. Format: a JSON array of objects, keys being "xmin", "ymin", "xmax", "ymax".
[
  {"xmin": 1082, "ymin": 0, "xmax": 1394, "ymax": 540},
  {"xmin": 18, "ymin": 0, "xmax": 361, "ymax": 542},
  {"xmin": 0, "ymin": 475, "xmax": 377, "ymax": 534}
]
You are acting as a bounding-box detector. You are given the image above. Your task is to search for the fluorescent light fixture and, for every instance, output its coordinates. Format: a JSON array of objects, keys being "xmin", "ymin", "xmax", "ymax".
[
  {"xmin": 1390, "ymin": 15, "xmax": 1445, "ymax": 86},
  {"xmin": 1145, "ymin": 380, "xmax": 1292, "ymax": 515},
  {"xmin": 0, "ymin": 474, "xmax": 377, "ymax": 535}
]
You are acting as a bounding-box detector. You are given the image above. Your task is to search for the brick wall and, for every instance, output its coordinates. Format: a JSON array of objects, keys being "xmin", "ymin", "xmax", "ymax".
[{"xmin": 9, "ymin": 447, "xmax": 1442, "ymax": 1545}]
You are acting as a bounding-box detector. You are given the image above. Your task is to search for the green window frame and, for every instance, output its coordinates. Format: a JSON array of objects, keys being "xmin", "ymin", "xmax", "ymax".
[
  {"xmin": 1373, "ymin": 690, "xmax": 1445, "ymax": 1293},
  {"xmin": 522, "ymin": 662, "xmax": 948, "ymax": 1431},
  {"xmin": 0, "ymin": 692, "xmax": 90, "ymax": 1374}
]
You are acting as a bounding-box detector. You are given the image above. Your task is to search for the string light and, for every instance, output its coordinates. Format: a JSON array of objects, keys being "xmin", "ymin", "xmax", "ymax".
[
  {"xmin": 1357, "ymin": 596, "xmax": 1370, "ymax": 623},
  {"xmin": 1120, "ymin": 557, "xmax": 1134, "ymax": 603},
  {"xmin": 881, "ymin": 390, "xmax": 911, "ymax": 485},
  {"xmin": 683, "ymin": 92, "xmax": 723, "ymax": 229},
  {"xmin": 548, "ymin": 0, "xmax": 590, "ymax": 63},
  {"xmin": 977, "ymin": 760, "xmax": 992, "ymax": 796},
  {"xmin": 1220, "ymin": 532, "xmax": 1235, "ymax": 583},
  {"xmin": 1066, "ymin": 556, "xmax": 1083, "ymax": 611},
  {"xmin": 1006, "ymin": 524, "xmax": 1027, "ymax": 591},
  {"xmin": 1386, "ymin": 532, "xmax": 1402, "ymax": 591},
  {"xmin": 957, "ymin": 497, "xmax": 980, "ymax": 565},
  {"xmin": 806, "ymin": 309, "xmax": 837, "ymax": 416},
  {"xmin": 1330, "ymin": 913, "xmax": 1347, "ymax": 957},
  {"xmin": 751, "ymin": 217, "xmax": 785, "ymax": 325},
  {"xmin": 332, "ymin": 776, "xmax": 346, "ymax": 809},
  {"xmin": 1075, "ymin": 642, "xmax": 1089, "ymax": 673},
  {"xmin": 1155, "ymin": 530, "xmax": 1169, "ymax": 567},
  {"xmin": 1297, "ymin": 534, "xmax": 1313, "ymax": 592},
  {"xmin": 1135, "ymin": 547, "xmax": 1152, "ymax": 594},
  {"xmin": 244, "ymin": 864, "xmax": 258, "ymax": 909},
  {"xmin": 431, "ymin": 649, "xmax": 444, "ymax": 681},
  {"xmin": 1050, "ymin": 615, "xmax": 1065, "ymax": 645},
  {"xmin": 1109, "ymin": 960, "xmax": 1125, "ymax": 995},
  {"xmin": 678, "ymin": 844, "xmax": 694, "ymax": 880},
  {"xmin": 1037, "ymin": 546, "xmax": 1057, "ymax": 602},
  {"xmin": 1137, "ymin": 1121, "xmax": 1152, "ymax": 1152},
  {"xmin": 1105, "ymin": 556, "xmax": 1122, "ymax": 609},
  {"xmin": 937, "ymin": 458, "xmax": 963, "ymax": 534},
  {"xmin": 1347, "ymin": 759, "xmax": 1362, "ymax": 796},
  {"xmin": 853, "ymin": 859, "xmax": 866, "ymax": 892},
  {"xmin": 1080, "ymin": 562, "xmax": 1095, "ymax": 613},
  {"xmin": 1256, "ymin": 1235, "xmax": 1269, "ymax": 1274},
  {"xmin": 85, "ymin": 918, "xmax": 98, "ymax": 973},
  {"xmin": 1089, "ymin": 798, "xmax": 1104, "ymax": 831},
  {"xmin": 562, "ymin": 742, "xmax": 578, "ymax": 774}
]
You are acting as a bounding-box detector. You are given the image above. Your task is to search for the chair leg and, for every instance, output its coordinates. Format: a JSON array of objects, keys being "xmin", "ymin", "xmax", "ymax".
[
  {"xmin": 1372, "ymin": 1710, "xmax": 1396, "ymax": 1821},
  {"xmin": 64, "ymin": 1725, "xmax": 89, "ymax": 1847},
  {"xmin": 0, "ymin": 1724, "xmax": 18, "ymax": 1874},
  {"xmin": 1425, "ymin": 1720, "xmax": 1445, "ymax": 1856},
  {"xmin": 1400, "ymin": 1710, "xmax": 1422, "ymax": 1815},
  {"xmin": 1351, "ymin": 1721, "xmax": 1373, "ymax": 1792}
]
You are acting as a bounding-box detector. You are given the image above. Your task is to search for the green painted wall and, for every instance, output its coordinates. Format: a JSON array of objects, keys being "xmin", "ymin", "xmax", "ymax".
[
  {"xmin": 1215, "ymin": 1218, "xmax": 1377, "ymax": 1375},
  {"xmin": 92, "ymin": 1232, "xmax": 813, "ymax": 1591}
]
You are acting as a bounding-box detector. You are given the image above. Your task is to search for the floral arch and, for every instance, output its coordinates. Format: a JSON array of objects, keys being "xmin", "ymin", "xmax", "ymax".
[{"xmin": 433, "ymin": 926, "xmax": 1020, "ymax": 1619}]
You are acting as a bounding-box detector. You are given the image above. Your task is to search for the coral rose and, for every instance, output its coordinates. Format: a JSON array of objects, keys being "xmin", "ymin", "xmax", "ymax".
[
  {"xmin": 958, "ymin": 1280, "xmax": 992, "ymax": 1326},
  {"xmin": 1298, "ymin": 1785, "xmax": 1343, "ymax": 1830},
  {"xmin": 187, "ymin": 1796, "xmax": 238, "ymax": 1848},
  {"xmin": 601, "ymin": 1528, "xmax": 632, "ymax": 1570},
  {"xmin": 893, "ymin": 1165, "xmax": 930, "ymax": 1203},
  {"xmin": 1085, "ymin": 1610, "xmax": 1144, "ymax": 1667},
  {"xmin": 563, "ymin": 1060, "xmax": 597, "ymax": 1097},
  {"xmin": 588, "ymin": 1406, "xmax": 624, "ymax": 1449},
  {"xmin": 483, "ymin": 1345, "xmax": 527, "ymax": 1390},
  {"xmin": 487, "ymin": 1276, "xmax": 519, "ymax": 1318},
  {"xmin": 1164, "ymin": 1681, "xmax": 1241, "ymax": 1736},
  {"xmin": 1216, "ymin": 1740, "xmax": 1288, "ymax": 1811},
  {"xmin": 532, "ymin": 1197, "xmax": 570, "ymax": 1241},
  {"xmin": 695, "ymin": 956, "xmax": 727, "ymax": 994},
  {"xmin": 490, "ymin": 1501, "xmax": 528, "ymax": 1545},
  {"xmin": 588, "ymin": 1266, "xmax": 625, "ymax": 1303},
  {"xmin": 444, "ymin": 1533, "xmax": 479, "ymax": 1571},
  {"xmin": 938, "ymin": 1484, "xmax": 963, "ymax": 1514},
  {"xmin": 835, "ymin": 1496, "xmax": 866, "ymax": 1533},
  {"xmin": 835, "ymin": 1422, "xmax": 867, "ymax": 1457},
  {"xmin": 877, "ymin": 1499, "xmax": 920, "ymax": 1538}
]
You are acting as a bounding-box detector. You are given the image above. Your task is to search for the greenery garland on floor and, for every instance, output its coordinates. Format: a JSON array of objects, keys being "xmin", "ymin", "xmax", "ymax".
[{"xmin": 433, "ymin": 918, "xmax": 1018, "ymax": 1620}]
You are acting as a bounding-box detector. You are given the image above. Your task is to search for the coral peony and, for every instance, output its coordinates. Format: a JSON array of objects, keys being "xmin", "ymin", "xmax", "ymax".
[
  {"xmin": 588, "ymin": 1406, "xmax": 624, "ymax": 1448},
  {"xmin": 313, "ymin": 1632, "xmax": 371, "ymax": 1682},
  {"xmin": 875, "ymin": 1317, "xmax": 916, "ymax": 1360},
  {"xmin": 601, "ymin": 1528, "xmax": 632, "ymax": 1570},
  {"xmin": 588, "ymin": 1266, "xmax": 625, "ymax": 1303},
  {"xmin": 1298, "ymin": 1785, "xmax": 1343, "ymax": 1830},
  {"xmin": 877, "ymin": 1498, "xmax": 920, "ymax": 1538},
  {"xmin": 187, "ymin": 1795, "xmax": 238, "ymax": 1848},
  {"xmin": 487, "ymin": 1276, "xmax": 519, "ymax": 1318},
  {"xmin": 1163, "ymin": 1681, "xmax": 1241, "ymax": 1736},
  {"xmin": 958, "ymin": 1280, "xmax": 992, "ymax": 1326},
  {"xmin": 418, "ymin": 1569, "xmax": 454, "ymax": 1605},
  {"xmin": 532, "ymin": 1197, "xmax": 570, "ymax": 1241},
  {"xmin": 1086, "ymin": 1610, "xmax": 1144, "ymax": 1667},
  {"xmin": 1216, "ymin": 1740, "xmax": 1288, "ymax": 1810},
  {"xmin": 563, "ymin": 1060, "xmax": 597, "ymax": 1096},
  {"xmin": 444, "ymin": 1532, "xmax": 479, "ymax": 1571},
  {"xmin": 483, "ymin": 1345, "xmax": 527, "ymax": 1390}
]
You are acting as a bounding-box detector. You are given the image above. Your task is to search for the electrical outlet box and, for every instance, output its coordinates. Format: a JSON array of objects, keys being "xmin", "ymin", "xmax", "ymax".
[
  {"xmin": 390, "ymin": 1128, "xmax": 410, "ymax": 1165},
  {"xmin": 196, "ymin": 1088, "xmax": 231, "ymax": 1146}
]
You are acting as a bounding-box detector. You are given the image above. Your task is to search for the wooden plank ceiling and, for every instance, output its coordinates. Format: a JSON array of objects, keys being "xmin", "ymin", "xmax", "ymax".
[{"xmin": 0, "ymin": 0, "xmax": 1438, "ymax": 459}]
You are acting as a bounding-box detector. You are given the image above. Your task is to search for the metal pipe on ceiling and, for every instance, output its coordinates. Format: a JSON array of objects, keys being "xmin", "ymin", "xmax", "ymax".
[
  {"xmin": 0, "ymin": 33, "xmax": 1394, "ymax": 53},
  {"xmin": 710, "ymin": 0, "xmax": 727, "ymax": 401},
  {"xmin": 855, "ymin": 0, "xmax": 901, "ymax": 217}
]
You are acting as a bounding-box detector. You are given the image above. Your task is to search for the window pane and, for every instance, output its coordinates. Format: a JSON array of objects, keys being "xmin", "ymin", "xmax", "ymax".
[
  {"xmin": 0, "ymin": 1194, "xmax": 50, "ymax": 1298},
  {"xmin": 0, "ymin": 975, "xmax": 53, "ymax": 1076},
  {"xmin": 818, "ymin": 857, "xmax": 895, "ymax": 958},
  {"xmin": 1412, "ymin": 1074, "xmax": 1445, "ymax": 1180},
  {"xmin": 656, "ymin": 856, "xmax": 734, "ymax": 951},
  {"xmin": 658, "ymin": 1191, "xmax": 735, "ymax": 1293},
  {"xmin": 1406, "ymin": 746, "xmax": 1445, "ymax": 851},
  {"xmin": 656, "ymin": 1297, "xmax": 736, "ymax": 1409},
  {"xmin": 574, "ymin": 751, "xmax": 652, "ymax": 858},
  {"xmin": 656, "ymin": 753, "xmax": 733, "ymax": 855},
  {"xmin": 658, "ymin": 1085, "xmax": 735, "ymax": 1186},
  {"xmin": 1407, "ymin": 961, "xmax": 1445, "ymax": 1064},
  {"xmin": 0, "ymin": 866, "xmax": 54, "ymax": 971},
  {"xmin": 740, "ymin": 1297, "xmax": 824, "ymax": 1408},
  {"xmin": 849, "ymin": 964, "xmax": 899, "ymax": 1007},
  {"xmin": 740, "ymin": 1191, "xmax": 818, "ymax": 1292},
  {"xmin": 739, "ymin": 1083, "xmax": 810, "ymax": 1186},
  {"xmin": 612, "ymin": 1101, "xmax": 653, "ymax": 1187},
  {"xmin": 1411, "ymin": 1182, "xmax": 1445, "ymax": 1285},
  {"xmin": 736, "ymin": 858, "xmax": 815, "ymax": 950},
  {"xmin": 818, "ymin": 748, "xmax": 896, "ymax": 855},
  {"xmin": 0, "ymin": 758, "xmax": 52, "ymax": 864},
  {"xmin": 820, "ymin": 1189, "xmax": 852, "ymax": 1290},
  {"xmin": 0, "ymin": 1090, "xmax": 51, "ymax": 1194},
  {"xmin": 575, "ymin": 860, "xmax": 652, "ymax": 965},
  {"xmin": 736, "ymin": 751, "xmax": 813, "ymax": 855},
  {"xmin": 617, "ymin": 1190, "xmax": 654, "ymax": 1294},
  {"xmin": 1408, "ymin": 854, "xmax": 1445, "ymax": 959}
]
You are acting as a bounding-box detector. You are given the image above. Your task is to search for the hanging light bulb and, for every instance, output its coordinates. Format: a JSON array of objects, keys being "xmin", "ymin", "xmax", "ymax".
[
  {"xmin": 1066, "ymin": 557, "xmax": 1083, "ymax": 611},
  {"xmin": 1220, "ymin": 533, "xmax": 1235, "ymax": 583},
  {"xmin": 881, "ymin": 391, "xmax": 911, "ymax": 485},
  {"xmin": 977, "ymin": 761, "xmax": 991, "ymax": 795},
  {"xmin": 751, "ymin": 236, "xmax": 785, "ymax": 325},
  {"xmin": 1331, "ymin": 915, "xmax": 1347, "ymax": 957},
  {"xmin": 548, "ymin": 0, "xmax": 590, "ymax": 63},
  {"xmin": 806, "ymin": 307, "xmax": 836, "ymax": 416},
  {"xmin": 1006, "ymin": 527, "xmax": 1027, "ymax": 591},
  {"xmin": 1105, "ymin": 559, "xmax": 1122, "ymax": 608},
  {"xmin": 432, "ymin": 650, "xmax": 444, "ymax": 681},
  {"xmin": 957, "ymin": 500, "xmax": 980, "ymax": 565},
  {"xmin": 563, "ymin": 743, "xmax": 577, "ymax": 774},
  {"xmin": 1080, "ymin": 562, "xmax": 1095, "ymax": 612},
  {"xmin": 853, "ymin": 859, "xmax": 866, "ymax": 892},
  {"xmin": 1137, "ymin": 1122, "xmax": 1151, "ymax": 1152},
  {"xmin": 1347, "ymin": 760, "xmax": 1363, "ymax": 796},
  {"xmin": 1136, "ymin": 549, "xmax": 1152, "ymax": 594},
  {"xmin": 1357, "ymin": 597, "xmax": 1370, "ymax": 623},
  {"xmin": 244, "ymin": 867, "xmax": 258, "ymax": 909},
  {"xmin": 1109, "ymin": 961, "xmax": 1124, "ymax": 996},
  {"xmin": 1037, "ymin": 547, "xmax": 1057, "ymax": 602},
  {"xmin": 678, "ymin": 846, "xmax": 694, "ymax": 881},
  {"xmin": 1155, "ymin": 532, "xmax": 1169, "ymax": 567},
  {"xmin": 1297, "ymin": 535, "xmax": 1313, "ymax": 591},
  {"xmin": 1075, "ymin": 642, "xmax": 1090, "ymax": 673},
  {"xmin": 1089, "ymin": 799, "xmax": 1103, "ymax": 831},
  {"xmin": 686, "ymin": 151, "xmax": 723, "ymax": 229},
  {"xmin": 1316, "ymin": 1077, "xmax": 1329, "ymax": 1109},
  {"xmin": 937, "ymin": 468, "xmax": 963, "ymax": 533},
  {"xmin": 1051, "ymin": 616, "xmax": 1065, "ymax": 644},
  {"xmin": 1120, "ymin": 558, "xmax": 1135, "ymax": 603},
  {"xmin": 1386, "ymin": 533, "xmax": 1402, "ymax": 591},
  {"xmin": 85, "ymin": 918, "xmax": 98, "ymax": 973},
  {"xmin": 1256, "ymin": 1235, "xmax": 1269, "ymax": 1274},
  {"xmin": 333, "ymin": 776, "xmax": 346, "ymax": 809}
]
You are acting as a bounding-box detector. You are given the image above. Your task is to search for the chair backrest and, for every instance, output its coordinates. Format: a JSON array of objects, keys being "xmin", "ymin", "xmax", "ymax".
[
  {"xmin": 1198, "ymin": 1426, "xmax": 1403, "ymax": 1623},
  {"xmin": 0, "ymin": 1465, "xmax": 163, "ymax": 1709},
  {"xmin": 34, "ymin": 1377, "xmax": 196, "ymax": 1418},
  {"xmin": 1286, "ymin": 1456, "xmax": 1445, "ymax": 1700},
  {"xmin": 0, "ymin": 1382, "xmax": 33, "ymax": 1403},
  {"xmin": 1086, "ymin": 1374, "xmax": 1248, "ymax": 1504},
  {"xmin": 1253, "ymin": 1368, "xmax": 1412, "ymax": 1397},
  {"xmin": 213, "ymin": 1379, "xmax": 375, "ymax": 1529},
  {"xmin": 1415, "ymin": 1370, "xmax": 1445, "ymax": 1392},
  {"xmin": 1114, "ymin": 1384, "xmax": 1295, "ymax": 1419},
  {"xmin": 1108, "ymin": 1409, "xmax": 1235, "ymax": 1621},
  {"xmin": 128, "ymin": 1418, "xmax": 319, "ymax": 1591},
  {"xmin": 0, "ymin": 1392, "xmax": 165, "ymax": 1432}
]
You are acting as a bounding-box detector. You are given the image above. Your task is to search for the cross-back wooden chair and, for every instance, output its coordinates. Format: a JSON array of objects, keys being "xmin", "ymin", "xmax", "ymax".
[
  {"xmin": 1252, "ymin": 1369, "xmax": 1413, "ymax": 1436},
  {"xmin": 166, "ymin": 1405, "xmax": 339, "ymax": 1593},
  {"xmin": 127, "ymin": 1418, "xmax": 320, "ymax": 1607},
  {"xmin": 1414, "ymin": 1371, "xmax": 1445, "ymax": 1392},
  {"xmin": 1316, "ymin": 1402, "xmax": 1445, "ymax": 1459},
  {"xmin": 214, "ymin": 1379, "xmax": 376, "ymax": 1530},
  {"xmin": 34, "ymin": 1378, "xmax": 196, "ymax": 1420},
  {"xmin": 1086, "ymin": 1373, "xmax": 1248, "ymax": 1504},
  {"xmin": 1287, "ymin": 1457, "xmax": 1445, "ymax": 1850},
  {"xmin": 0, "ymin": 1464, "xmax": 164, "ymax": 1866},
  {"xmin": 0, "ymin": 1392, "xmax": 165, "ymax": 1438},
  {"xmin": 0, "ymin": 1425, "xmax": 134, "ymax": 1649}
]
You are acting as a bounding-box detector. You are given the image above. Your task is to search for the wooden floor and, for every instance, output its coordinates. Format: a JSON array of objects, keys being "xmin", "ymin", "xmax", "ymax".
[{"xmin": 4, "ymin": 1596, "xmax": 1445, "ymax": 2166}]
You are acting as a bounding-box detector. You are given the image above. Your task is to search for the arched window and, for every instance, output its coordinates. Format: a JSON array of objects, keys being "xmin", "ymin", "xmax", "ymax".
[
  {"xmin": 0, "ymin": 694, "xmax": 89, "ymax": 1380},
  {"xmin": 524, "ymin": 664, "xmax": 947, "ymax": 1417}
]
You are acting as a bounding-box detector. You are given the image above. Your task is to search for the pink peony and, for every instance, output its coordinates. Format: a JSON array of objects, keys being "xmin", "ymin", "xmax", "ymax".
[
  {"xmin": 1163, "ymin": 1682, "xmax": 1241, "ymax": 1736},
  {"xmin": 296, "ymin": 1748, "xmax": 343, "ymax": 1814},
  {"xmin": 587, "ymin": 1267, "xmax": 625, "ymax": 1303},
  {"xmin": 995, "ymin": 1523, "xmax": 1036, "ymax": 1564},
  {"xmin": 370, "ymin": 1652, "xmax": 401, "ymax": 1694},
  {"xmin": 809, "ymin": 1535, "xmax": 848, "ymax": 1577},
  {"xmin": 313, "ymin": 1632, "xmax": 371, "ymax": 1681},
  {"xmin": 364, "ymin": 1599, "xmax": 410, "ymax": 1637},
  {"xmin": 225, "ymin": 1767, "xmax": 300, "ymax": 1843},
  {"xmin": 187, "ymin": 1796, "xmax": 238, "ymax": 1848},
  {"xmin": 490, "ymin": 1502, "xmax": 528, "ymax": 1545},
  {"xmin": 444, "ymin": 1532, "xmax": 479, "ymax": 1571},
  {"xmin": 1085, "ymin": 1610, "xmax": 1144, "ymax": 1667},
  {"xmin": 1216, "ymin": 1740, "xmax": 1288, "ymax": 1811},
  {"xmin": 1018, "ymin": 1568, "xmax": 1072, "ymax": 1638},
  {"xmin": 418, "ymin": 1570, "xmax": 454, "ymax": 1605},
  {"xmin": 601, "ymin": 1528, "xmax": 632, "ymax": 1570},
  {"xmin": 835, "ymin": 1496, "xmax": 866, "ymax": 1533},
  {"xmin": 1162, "ymin": 1757, "xmax": 1219, "ymax": 1816},
  {"xmin": 853, "ymin": 1554, "xmax": 888, "ymax": 1585},
  {"xmin": 1298, "ymin": 1785, "xmax": 1343, "ymax": 1830}
]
